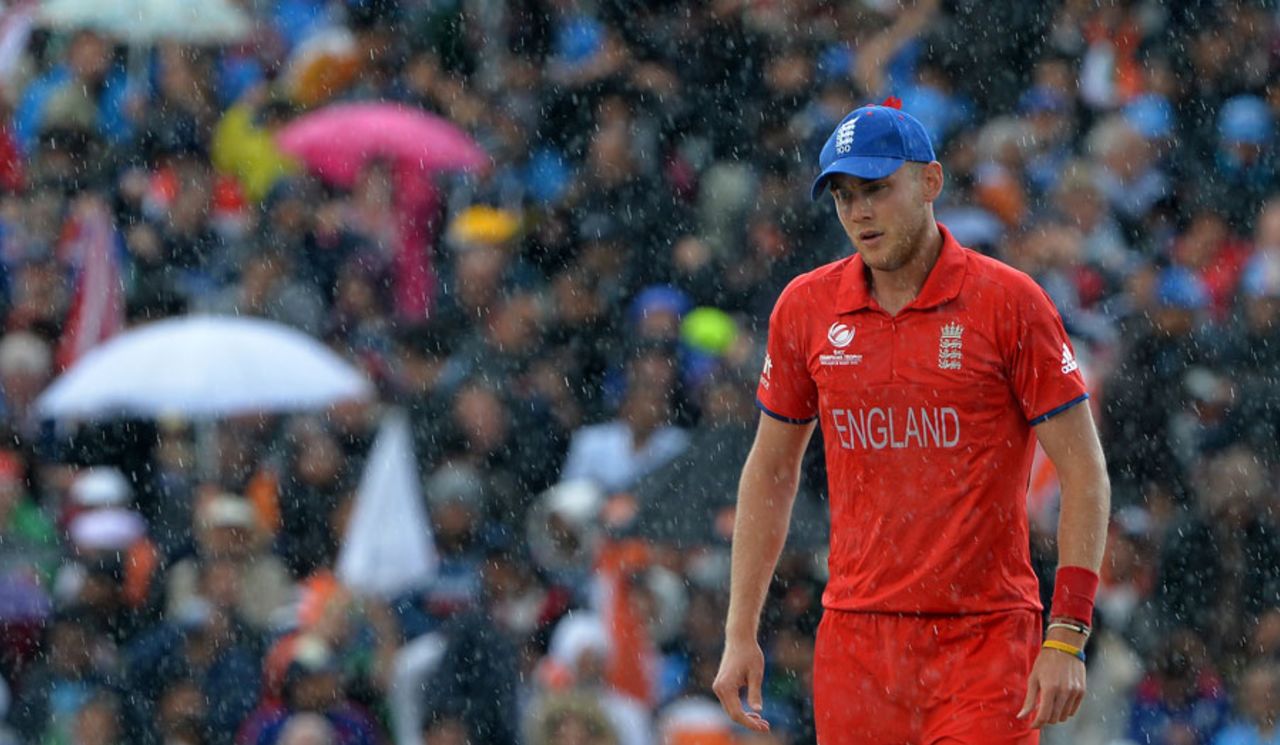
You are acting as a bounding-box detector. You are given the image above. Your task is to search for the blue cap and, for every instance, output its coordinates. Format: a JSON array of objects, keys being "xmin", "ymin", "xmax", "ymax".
[
  {"xmin": 1156, "ymin": 266, "xmax": 1208, "ymax": 310},
  {"xmin": 1124, "ymin": 94, "xmax": 1175, "ymax": 140},
  {"xmin": 811, "ymin": 104, "xmax": 936, "ymax": 201},
  {"xmin": 1219, "ymin": 95, "xmax": 1273, "ymax": 146},
  {"xmin": 1242, "ymin": 251, "xmax": 1280, "ymax": 298},
  {"xmin": 629, "ymin": 284, "xmax": 692, "ymax": 325},
  {"xmin": 1018, "ymin": 86, "xmax": 1068, "ymax": 115}
]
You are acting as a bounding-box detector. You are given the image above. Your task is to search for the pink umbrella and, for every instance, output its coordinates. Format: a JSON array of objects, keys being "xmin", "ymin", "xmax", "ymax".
[
  {"xmin": 275, "ymin": 102, "xmax": 489, "ymax": 187},
  {"xmin": 278, "ymin": 103, "xmax": 488, "ymax": 320}
]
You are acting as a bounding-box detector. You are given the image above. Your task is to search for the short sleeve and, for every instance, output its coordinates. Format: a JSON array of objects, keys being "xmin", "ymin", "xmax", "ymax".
[
  {"xmin": 1006, "ymin": 279, "xmax": 1089, "ymax": 424},
  {"xmin": 757, "ymin": 284, "xmax": 818, "ymax": 424}
]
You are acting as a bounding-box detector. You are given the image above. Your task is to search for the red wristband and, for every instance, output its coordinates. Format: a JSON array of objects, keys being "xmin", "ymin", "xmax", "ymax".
[{"xmin": 1050, "ymin": 566, "xmax": 1099, "ymax": 625}]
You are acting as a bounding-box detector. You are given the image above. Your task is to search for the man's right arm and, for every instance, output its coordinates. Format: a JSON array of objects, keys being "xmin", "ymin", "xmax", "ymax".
[{"xmin": 712, "ymin": 412, "xmax": 816, "ymax": 732}]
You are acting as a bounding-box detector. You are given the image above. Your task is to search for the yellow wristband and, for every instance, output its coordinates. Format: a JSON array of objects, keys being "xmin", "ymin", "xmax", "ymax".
[{"xmin": 1042, "ymin": 639, "xmax": 1086, "ymax": 662}]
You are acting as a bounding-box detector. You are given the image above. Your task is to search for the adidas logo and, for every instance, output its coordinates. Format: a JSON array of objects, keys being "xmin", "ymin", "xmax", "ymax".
[
  {"xmin": 835, "ymin": 116, "xmax": 860, "ymax": 155},
  {"xmin": 1061, "ymin": 343, "xmax": 1078, "ymax": 374}
]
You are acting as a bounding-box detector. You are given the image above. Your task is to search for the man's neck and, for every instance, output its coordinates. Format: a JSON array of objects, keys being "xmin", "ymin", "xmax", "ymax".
[{"xmin": 869, "ymin": 225, "xmax": 943, "ymax": 315}]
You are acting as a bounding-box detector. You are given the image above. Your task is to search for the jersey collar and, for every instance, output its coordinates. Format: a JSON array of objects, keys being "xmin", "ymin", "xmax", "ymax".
[{"xmin": 836, "ymin": 222, "xmax": 968, "ymax": 314}]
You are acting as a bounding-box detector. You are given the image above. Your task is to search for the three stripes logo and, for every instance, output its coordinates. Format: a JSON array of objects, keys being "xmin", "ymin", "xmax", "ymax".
[{"xmin": 1061, "ymin": 343, "xmax": 1079, "ymax": 374}]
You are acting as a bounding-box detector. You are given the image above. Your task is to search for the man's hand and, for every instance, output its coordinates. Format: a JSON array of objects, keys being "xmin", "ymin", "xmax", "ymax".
[
  {"xmin": 1017, "ymin": 643, "xmax": 1087, "ymax": 728},
  {"xmin": 712, "ymin": 639, "xmax": 770, "ymax": 733}
]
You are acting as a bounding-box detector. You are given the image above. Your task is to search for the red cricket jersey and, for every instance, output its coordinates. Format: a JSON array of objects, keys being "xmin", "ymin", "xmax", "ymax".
[{"xmin": 757, "ymin": 223, "xmax": 1088, "ymax": 615}]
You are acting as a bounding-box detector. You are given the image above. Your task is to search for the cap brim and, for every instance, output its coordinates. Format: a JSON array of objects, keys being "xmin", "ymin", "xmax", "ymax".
[{"xmin": 810, "ymin": 156, "xmax": 906, "ymax": 201}]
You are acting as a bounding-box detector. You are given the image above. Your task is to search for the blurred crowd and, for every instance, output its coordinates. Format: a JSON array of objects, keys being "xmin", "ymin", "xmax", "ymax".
[{"xmin": 0, "ymin": 0, "xmax": 1276, "ymax": 744}]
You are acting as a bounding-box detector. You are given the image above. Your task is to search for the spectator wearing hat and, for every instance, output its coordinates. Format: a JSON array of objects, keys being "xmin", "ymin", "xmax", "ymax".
[
  {"xmin": 429, "ymin": 205, "xmax": 527, "ymax": 345},
  {"xmin": 166, "ymin": 494, "xmax": 292, "ymax": 633},
  {"xmin": 65, "ymin": 466, "xmax": 131, "ymax": 518},
  {"xmin": 415, "ymin": 463, "xmax": 485, "ymax": 623},
  {"xmin": 1188, "ymin": 94, "xmax": 1278, "ymax": 233},
  {"xmin": 0, "ymin": 331, "xmax": 53, "ymax": 439},
  {"xmin": 529, "ymin": 613, "xmax": 651, "ymax": 745},
  {"xmin": 1017, "ymin": 84, "xmax": 1076, "ymax": 199},
  {"xmin": 270, "ymin": 571, "xmax": 400, "ymax": 717},
  {"xmin": 1125, "ymin": 93, "xmax": 1177, "ymax": 145},
  {"xmin": 238, "ymin": 635, "xmax": 378, "ymax": 745},
  {"xmin": 562, "ymin": 344, "xmax": 690, "ymax": 495},
  {"xmin": 62, "ymin": 467, "xmax": 161, "ymax": 616}
]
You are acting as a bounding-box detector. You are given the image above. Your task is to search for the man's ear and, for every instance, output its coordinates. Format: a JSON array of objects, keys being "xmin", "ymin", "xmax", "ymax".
[{"xmin": 921, "ymin": 161, "xmax": 945, "ymax": 202}]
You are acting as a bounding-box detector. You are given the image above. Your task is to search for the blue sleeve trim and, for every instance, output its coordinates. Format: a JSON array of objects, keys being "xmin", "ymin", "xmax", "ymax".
[
  {"xmin": 756, "ymin": 398, "xmax": 817, "ymax": 425},
  {"xmin": 1029, "ymin": 393, "xmax": 1090, "ymax": 426}
]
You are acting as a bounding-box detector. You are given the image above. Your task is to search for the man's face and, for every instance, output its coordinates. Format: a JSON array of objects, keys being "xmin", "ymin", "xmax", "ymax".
[{"xmin": 828, "ymin": 164, "xmax": 939, "ymax": 272}]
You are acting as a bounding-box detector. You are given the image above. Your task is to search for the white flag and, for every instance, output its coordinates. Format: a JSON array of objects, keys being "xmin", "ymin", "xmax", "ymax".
[{"xmin": 337, "ymin": 409, "xmax": 438, "ymax": 597}]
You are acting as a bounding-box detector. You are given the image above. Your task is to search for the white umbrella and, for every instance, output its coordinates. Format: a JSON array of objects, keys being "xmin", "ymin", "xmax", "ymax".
[
  {"xmin": 35, "ymin": 315, "xmax": 372, "ymax": 420},
  {"xmin": 37, "ymin": 0, "xmax": 252, "ymax": 44},
  {"xmin": 337, "ymin": 409, "xmax": 438, "ymax": 598}
]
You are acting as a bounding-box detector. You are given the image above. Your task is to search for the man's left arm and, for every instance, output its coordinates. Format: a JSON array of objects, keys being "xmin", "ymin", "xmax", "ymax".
[{"xmin": 1018, "ymin": 401, "xmax": 1111, "ymax": 729}]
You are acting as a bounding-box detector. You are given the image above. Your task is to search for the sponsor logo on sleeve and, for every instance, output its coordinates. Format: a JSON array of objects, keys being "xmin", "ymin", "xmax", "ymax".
[{"xmin": 1061, "ymin": 343, "xmax": 1079, "ymax": 374}]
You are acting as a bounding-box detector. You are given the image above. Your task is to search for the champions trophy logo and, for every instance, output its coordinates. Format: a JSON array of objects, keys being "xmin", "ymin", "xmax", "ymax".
[
  {"xmin": 828, "ymin": 322, "xmax": 855, "ymax": 348},
  {"xmin": 938, "ymin": 322, "xmax": 964, "ymax": 370}
]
